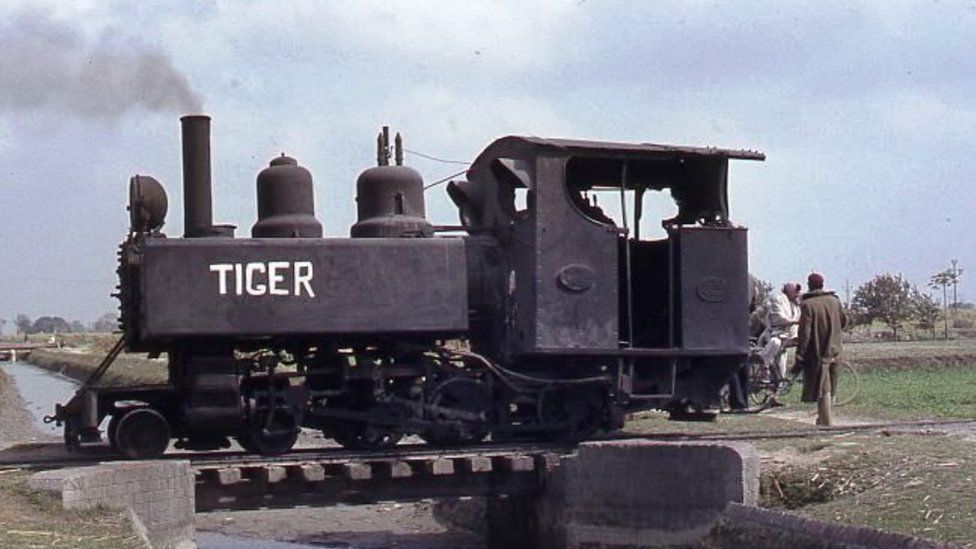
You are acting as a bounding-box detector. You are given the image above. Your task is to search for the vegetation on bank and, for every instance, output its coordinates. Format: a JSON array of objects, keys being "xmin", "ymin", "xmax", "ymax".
[
  {"xmin": 0, "ymin": 471, "xmax": 145, "ymax": 549},
  {"xmin": 28, "ymin": 349, "xmax": 167, "ymax": 386},
  {"xmin": 758, "ymin": 433, "xmax": 976, "ymax": 547}
]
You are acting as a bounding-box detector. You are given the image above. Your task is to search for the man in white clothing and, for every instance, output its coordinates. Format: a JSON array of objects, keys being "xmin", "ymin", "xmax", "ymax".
[{"xmin": 761, "ymin": 282, "xmax": 801, "ymax": 386}]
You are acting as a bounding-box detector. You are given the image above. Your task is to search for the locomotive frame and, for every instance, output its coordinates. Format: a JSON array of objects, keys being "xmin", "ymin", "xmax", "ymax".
[{"xmin": 52, "ymin": 115, "xmax": 764, "ymax": 458}]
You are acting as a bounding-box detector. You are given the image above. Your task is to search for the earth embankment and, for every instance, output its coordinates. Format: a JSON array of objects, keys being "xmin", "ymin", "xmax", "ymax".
[{"xmin": 28, "ymin": 349, "xmax": 167, "ymax": 386}]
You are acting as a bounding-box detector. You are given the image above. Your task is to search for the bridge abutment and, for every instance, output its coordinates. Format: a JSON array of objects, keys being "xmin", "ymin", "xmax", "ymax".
[
  {"xmin": 485, "ymin": 439, "xmax": 759, "ymax": 548},
  {"xmin": 29, "ymin": 460, "xmax": 195, "ymax": 549}
]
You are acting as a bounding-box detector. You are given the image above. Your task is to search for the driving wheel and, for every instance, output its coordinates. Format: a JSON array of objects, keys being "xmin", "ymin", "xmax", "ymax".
[
  {"xmin": 421, "ymin": 377, "xmax": 491, "ymax": 446},
  {"xmin": 237, "ymin": 409, "xmax": 300, "ymax": 456}
]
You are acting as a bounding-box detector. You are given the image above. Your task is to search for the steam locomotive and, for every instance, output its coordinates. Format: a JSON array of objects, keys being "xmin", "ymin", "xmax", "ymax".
[{"xmin": 55, "ymin": 115, "xmax": 763, "ymax": 458}]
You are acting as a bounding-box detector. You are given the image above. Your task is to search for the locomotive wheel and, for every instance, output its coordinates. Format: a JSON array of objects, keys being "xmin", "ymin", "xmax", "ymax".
[
  {"xmin": 331, "ymin": 422, "xmax": 404, "ymax": 450},
  {"xmin": 668, "ymin": 401, "xmax": 719, "ymax": 422},
  {"xmin": 237, "ymin": 410, "xmax": 299, "ymax": 456},
  {"xmin": 421, "ymin": 377, "xmax": 491, "ymax": 446},
  {"xmin": 106, "ymin": 412, "xmax": 124, "ymax": 452},
  {"xmin": 114, "ymin": 408, "xmax": 170, "ymax": 459},
  {"xmin": 539, "ymin": 389, "xmax": 603, "ymax": 443}
]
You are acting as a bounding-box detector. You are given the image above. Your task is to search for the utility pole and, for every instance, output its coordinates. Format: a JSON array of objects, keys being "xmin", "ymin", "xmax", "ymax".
[{"xmin": 950, "ymin": 259, "xmax": 961, "ymax": 309}]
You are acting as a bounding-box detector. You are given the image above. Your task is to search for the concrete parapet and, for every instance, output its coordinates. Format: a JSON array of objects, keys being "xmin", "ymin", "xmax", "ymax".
[
  {"xmin": 30, "ymin": 460, "xmax": 195, "ymax": 549},
  {"xmin": 482, "ymin": 439, "xmax": 759, "ymax": 548}
]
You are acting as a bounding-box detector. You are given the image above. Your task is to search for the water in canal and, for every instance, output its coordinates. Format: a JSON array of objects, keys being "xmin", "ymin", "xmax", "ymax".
[
  {"xmin": 196, "ymin": 532, "xmax": 331, "ymax": 549},
  {"xmin": 0, "ymin": 360, "xmax": 79, "ymax": 434}
]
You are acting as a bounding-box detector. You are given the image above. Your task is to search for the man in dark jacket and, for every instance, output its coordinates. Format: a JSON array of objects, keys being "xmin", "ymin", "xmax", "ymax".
[{"xmin": 793, "ymin": 273, "xmax": 847, "ymax": 426}]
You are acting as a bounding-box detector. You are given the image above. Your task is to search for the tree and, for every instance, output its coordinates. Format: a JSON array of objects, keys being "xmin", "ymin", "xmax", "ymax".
[
  {"xmin": 851, "ymin": 274, "xmax": 914, "ymax": 340},
  {"xmin": 14, "ymin": 314, "xmax": 32, "ymax": 335},
  {"xmin": 930, "ymin": 266, "xmax": 962, "ymax": 339},
  {"xmin": 31, "ymin": 316, "xmax": 71, "ymax": 334},
  {"xmin": 911, "ymin": 289, "xmax": 941, "ymax": 340},
  {"xmin": 91, "ymin": 312, "xmax": 118, "ymax": 333},
  {"xmin": 748, "ymin": 275, "xmax": 774, "ymax": 338}
]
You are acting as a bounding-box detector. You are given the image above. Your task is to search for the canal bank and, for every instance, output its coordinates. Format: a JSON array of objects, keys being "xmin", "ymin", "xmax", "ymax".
[
  {"xmin": 0, "ymin": 360, "xmax": 79, "ymax": 435},
  {"xmin": 1, "ymin": 357, "xmax": 482, "ymax": 548},
  {"xmin": 28, "ymin": 347, "xmax": 167, "ymax": 385}
]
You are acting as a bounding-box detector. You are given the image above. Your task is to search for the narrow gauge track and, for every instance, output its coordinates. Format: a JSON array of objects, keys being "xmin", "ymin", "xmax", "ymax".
[{"xmin": 2, "ymin": 417, "xmax": 973, "ymax": 471}]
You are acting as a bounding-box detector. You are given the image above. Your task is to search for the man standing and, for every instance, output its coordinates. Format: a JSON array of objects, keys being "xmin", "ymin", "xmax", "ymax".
[
  {"xmin": 793, "ymin": 273, "xmax": 847, "ymax": 426},
  {"xmin": 761, "ymin": 282, "xmax": 802, "ymax": 382}
]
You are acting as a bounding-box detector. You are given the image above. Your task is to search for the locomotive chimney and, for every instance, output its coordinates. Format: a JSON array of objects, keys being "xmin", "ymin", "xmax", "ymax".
[{"xmin": 181, "ymin": 114, "xmax": 214, "ymax": 238}]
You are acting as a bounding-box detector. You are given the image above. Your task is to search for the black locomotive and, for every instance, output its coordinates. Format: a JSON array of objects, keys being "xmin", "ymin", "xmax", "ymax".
[{"xmin": 55, "ymin": 115, "xmax": 763, "ymax": 458}]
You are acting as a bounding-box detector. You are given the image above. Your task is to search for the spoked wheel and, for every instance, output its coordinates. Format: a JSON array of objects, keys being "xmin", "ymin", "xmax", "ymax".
[
  {"xmin": 746, "ymin": 354, "xmax": 773, "ymax": 407},
  {"xmin": 421, "ymin": 377, "xmax": 491, "ymax": 446},
  {"xmin": 832, "ymin": 360, "xmax": 861, "ymax": 407},
  {"xmin": 328, "ymin": 402, "xmax": 404, "ymax": 450},
  {"xmin": 114, "ymin": 408, "xmax": 170, "ymax": 459},
  {"xmin": 237, "ymin": 409, "xmax": 300, "ymax": 456}
]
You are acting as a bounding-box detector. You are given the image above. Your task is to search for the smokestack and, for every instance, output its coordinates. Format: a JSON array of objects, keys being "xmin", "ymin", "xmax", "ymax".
[{"xmin": 181, "ymin": 114, "xmax": 213, "ymax": 237}]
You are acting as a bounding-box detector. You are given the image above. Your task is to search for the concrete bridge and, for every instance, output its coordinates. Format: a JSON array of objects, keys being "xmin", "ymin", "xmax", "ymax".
[
  {"xmin": 25, "ymin": 441, "xmax": 948, "ymax": 549},
  {"xmin": 29, "ymin": 441, "xmax": 761, "ymax": 549},
  {"xmin": 0, "ymin": 342, "xmax": 56, "ymax": 361}
]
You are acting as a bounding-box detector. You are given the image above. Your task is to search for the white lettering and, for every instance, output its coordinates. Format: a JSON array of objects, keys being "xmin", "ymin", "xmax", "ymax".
[
  {"xmin": 210, "ymin": 261, "xmax": 315, "ymax": 297},
  {"xmin": 209, "ymin": 264, "xmax": 233, "ymax": 295},
  {"xmin": 294, "ymin": 261, "xmax": 315, "ymax": 297},
  {"xmin": 245, "ymin": 263, "xmax": 267, "ymax": 295},
  {"xmin": 268, "ymin": 261, "xmax": 289, "ymax": 296},
  {"xmin": 234, "ymin": 263, "xmax": 244, "ymax": 295}
]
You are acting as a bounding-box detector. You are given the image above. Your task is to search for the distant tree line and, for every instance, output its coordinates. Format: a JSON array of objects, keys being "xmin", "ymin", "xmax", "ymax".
[
  {"xmin": 753, "ymin": 261, "xmax": 966, "ymax": 341},
  {"xmin": 848, "ymin": 261, "xmax": 966, "ymax": 340},
  {"xmin": 12, "ymin": 312, "xmax": 117, "ymax": 334}
]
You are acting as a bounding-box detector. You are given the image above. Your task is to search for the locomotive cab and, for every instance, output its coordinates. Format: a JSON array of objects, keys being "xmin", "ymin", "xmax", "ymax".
[{"xmin": 451, "ymin": 137, "xmax": 764, "ymax": 413}]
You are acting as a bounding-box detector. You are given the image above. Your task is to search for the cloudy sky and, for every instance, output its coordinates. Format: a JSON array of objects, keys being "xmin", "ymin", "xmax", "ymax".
[{"xmin": 0, "ymin": 0, "xmax": 974, "ymax": 330}]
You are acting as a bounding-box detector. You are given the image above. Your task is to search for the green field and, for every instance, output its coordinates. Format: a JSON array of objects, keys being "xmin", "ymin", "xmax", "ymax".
[{"xmin": 779, "ymin": 364, "xmax": 976, "ymax": 420}]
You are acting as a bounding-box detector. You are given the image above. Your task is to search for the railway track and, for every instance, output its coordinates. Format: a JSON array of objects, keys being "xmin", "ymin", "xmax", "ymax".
[{"xmin": 1, "ymin": 417, "xmax": 972, "ymax": 471}]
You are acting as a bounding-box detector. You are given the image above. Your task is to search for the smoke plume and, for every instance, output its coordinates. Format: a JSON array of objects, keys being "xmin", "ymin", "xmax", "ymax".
[{"xmin": 0, "ymin": 10, "xmax": 202, "ymax": 118}]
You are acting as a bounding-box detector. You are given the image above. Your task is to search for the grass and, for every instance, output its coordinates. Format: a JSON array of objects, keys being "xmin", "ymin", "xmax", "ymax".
[
  {"xmin": 629, "ymin": 408, "xmax": 976, "ymax": 545},
  {"xmin": 0, "ymin": 471, "xmax": 144, "ymax": 549},
  {"xmin": 27, "ymin": 349, "xmax": 168, "ymax": 386},
  {"xmin": 778, "ymin": 363, "xmax": 976, "ymax": 420},
  {"xmin": 626, "ymin": 409, "xmax": 802, "ymax": 435},
  {"xmin": 628, "ymin": 340, "xmax": 976, "ymax": 546}
]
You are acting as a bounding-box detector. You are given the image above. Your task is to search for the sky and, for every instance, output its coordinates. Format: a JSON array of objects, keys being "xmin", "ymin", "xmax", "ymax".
[{"xmin": 0, "ymin": 0, "xmax": 974, "ymax": 331}]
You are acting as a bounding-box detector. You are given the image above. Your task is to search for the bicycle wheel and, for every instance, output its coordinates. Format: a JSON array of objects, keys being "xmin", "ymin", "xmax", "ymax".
[
  {"xmin": 747, "ymin": 354, "xmax": 774, "ymax": 407},
  {"xmin": 832, "ymin": 360, "xmax": 860, "ymax": 407}
]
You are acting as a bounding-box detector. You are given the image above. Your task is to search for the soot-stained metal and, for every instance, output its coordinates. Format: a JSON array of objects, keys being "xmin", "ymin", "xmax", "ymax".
[{"xmin": 53, "ymin": 115, "xmax": 764, "ymax": 459}]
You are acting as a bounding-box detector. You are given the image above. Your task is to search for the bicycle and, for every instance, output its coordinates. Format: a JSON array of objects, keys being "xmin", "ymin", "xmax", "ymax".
[{"xmin": 747, "ymin": 345, "xmax": 861, "ymax": 409}]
